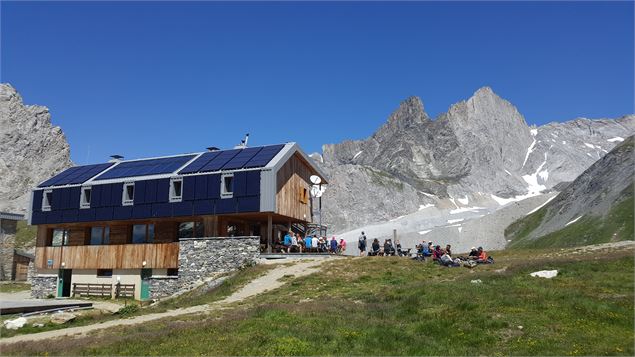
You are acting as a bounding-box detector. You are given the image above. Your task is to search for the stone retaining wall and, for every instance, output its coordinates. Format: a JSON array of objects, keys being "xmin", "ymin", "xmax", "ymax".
[
  {"xmin": 28, "ymin": 262, "xmax": 57, "ymax": 298},
  {"xmin": 149, "ymin": 236, "xmax": 260, "ymax": 298}
]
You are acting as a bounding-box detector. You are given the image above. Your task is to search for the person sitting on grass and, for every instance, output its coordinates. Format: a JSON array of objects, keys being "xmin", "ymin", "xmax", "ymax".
[
  {"xmin": 476, "ymin": 247, "xmax": 493, "ymax": 264},
  {"xmin": 440, "ymin": 251, "xmax": 461, "ymax": 267},
  {"xmin": 384, "ymin": 239, "xmax": 395, "ymax": 256},
  {"xmin": 422, "ymin": 242, "xmax": 431, "ymax": 257},
  {"xmin": 468, "ymin": 247, "xmax": 479, "ymax": 259},
  {"xmin": 432, "ymin": 245, "xmax": 444, "ymax": 261},
  {"xmin": 369, "ymin": 239, "xmax": 381, "ymax": 256},
  {"xmin": 445, "ymin": 244, "xmax": 452, "ymax": 256}
]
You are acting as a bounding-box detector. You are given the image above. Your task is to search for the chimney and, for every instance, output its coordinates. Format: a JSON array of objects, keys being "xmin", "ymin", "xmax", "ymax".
[{"xmin": 109, "ymin": 155, "xmax": 124, "ymax": 163}]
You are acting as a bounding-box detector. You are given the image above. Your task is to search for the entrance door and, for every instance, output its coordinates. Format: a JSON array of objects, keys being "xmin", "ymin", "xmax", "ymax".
[
  {"xmin": 140, "ymin": 269, "xmax": 152, "ymax": 300},
  {"xmin": 58, "ymin": 269, "xmax": 72, "ymax": 297}
]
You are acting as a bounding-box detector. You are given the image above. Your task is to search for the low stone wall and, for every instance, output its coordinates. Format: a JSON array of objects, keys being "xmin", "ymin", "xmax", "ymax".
[
  {"xmin": 148, "ymin": 276, "xmax": 179, "ymax": 299},
  {"xmin": 28, "ymin": 262, "xmax": 57, "ymax": 298},
  {"xmin": 149, "ymin": 236, "xmax": 260, "ymax": 298}
]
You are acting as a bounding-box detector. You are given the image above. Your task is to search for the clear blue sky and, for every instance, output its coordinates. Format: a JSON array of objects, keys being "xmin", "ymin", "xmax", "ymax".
[{"xmin": 2, "ymin": 1, "xmax": 633, "ymax": 164}]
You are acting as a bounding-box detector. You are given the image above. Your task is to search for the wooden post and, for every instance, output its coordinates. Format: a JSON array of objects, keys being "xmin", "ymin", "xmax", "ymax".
[
  {"xmin": 267, "ymin": 215, "xmax": 273, "ymax": 253},
  {"xmin": 203, "ymin": 216, "xmax": 219, "ymax": 237},
  {"xmin": 393, "ymin": 229, "xmax": 397, "ymax": 242}
]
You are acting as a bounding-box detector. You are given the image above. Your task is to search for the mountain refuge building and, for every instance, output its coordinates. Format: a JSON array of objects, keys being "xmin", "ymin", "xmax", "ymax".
[{"xmin": 28, "ymin": 142, "xmax": 327, "ymax": 300}]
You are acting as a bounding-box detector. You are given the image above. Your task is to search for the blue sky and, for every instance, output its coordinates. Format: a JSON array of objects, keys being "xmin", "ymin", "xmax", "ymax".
[{"xmin": 2, "ymin": 1, "xmax": 633, "ymax": 164}]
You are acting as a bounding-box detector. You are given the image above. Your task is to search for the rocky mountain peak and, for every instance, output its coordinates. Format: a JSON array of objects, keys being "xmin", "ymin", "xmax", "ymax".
[{"xmin": 0, "ymin": 83, "xmax": 72, "ymax": 213}]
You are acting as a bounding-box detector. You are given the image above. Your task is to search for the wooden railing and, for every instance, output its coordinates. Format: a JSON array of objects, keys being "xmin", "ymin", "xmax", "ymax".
[
  {"xmin": 35, "ymin": 243, "xmax": 179, "ymax": 270},
  {"xmin": 115, "ymin": 283, "xmax": 135, "ymax": 298},
  {"xmin": 73, "ymin": 283, "xmax": 112, "ymax": 298}
]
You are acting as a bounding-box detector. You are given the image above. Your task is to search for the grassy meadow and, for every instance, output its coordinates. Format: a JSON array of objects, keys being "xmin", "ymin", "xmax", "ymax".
[{"xmin": 3, "ymin": 245, "xmax": 633, "ymax": 356}]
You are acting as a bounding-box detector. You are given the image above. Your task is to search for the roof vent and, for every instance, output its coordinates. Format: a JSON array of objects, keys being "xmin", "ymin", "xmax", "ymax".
[
  {"xmin": 109, "ymin": 155, "xmax": 124, "ymax": 162},
  {"xmin": 206, "ymin": 147, "xmax": 220, "ymax": 152}
]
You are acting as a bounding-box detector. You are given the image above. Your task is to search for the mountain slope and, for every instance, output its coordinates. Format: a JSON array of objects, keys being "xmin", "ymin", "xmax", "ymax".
[
  {"xmin": 0, "ymin": 83, "xmax": 72, "ymax": 213},
  {"xmin": 318, "ymin": 87, "xmax": 635, "ymax": 233},
  {"xmin": 505, "ymin": 135, "xmax": 634, "ymax": 248}
]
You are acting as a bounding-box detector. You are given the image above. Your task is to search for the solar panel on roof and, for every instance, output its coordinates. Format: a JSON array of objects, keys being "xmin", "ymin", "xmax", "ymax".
[
  {"xmin": 199, "ymin": 149, "xmax": 241, "ymax": 172},
  {"xmin": 221, "ymin": 147, "xmax": 263, "ymax": 170},
  {"xmin": 178, "ymin": 151, "xmax": 221, "ymax": 174},
  {"xmin": 243, "ymin": 145, "xmax": 285, "ymax": 168},
  {"xmin": 94, "ymin": 155, "xmax": 196, "ymax": 180},
  {"xmin": 38, "ymin": 163, "xmax": 114, "ymax": 187}
]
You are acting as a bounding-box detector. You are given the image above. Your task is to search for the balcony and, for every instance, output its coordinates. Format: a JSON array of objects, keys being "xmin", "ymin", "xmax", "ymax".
[{"xmin": 35, "ymin": 243, "xmax": 179, "ymax": 270}]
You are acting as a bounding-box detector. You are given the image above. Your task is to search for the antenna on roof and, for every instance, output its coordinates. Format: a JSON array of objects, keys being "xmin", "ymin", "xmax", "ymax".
[
  {"xmin": 109, "ymin": 155, "xmax": 124, "ymax": 162},
  {"xmin": 234, "ymin": 133, "xmax": 250, "ymax": 149}
]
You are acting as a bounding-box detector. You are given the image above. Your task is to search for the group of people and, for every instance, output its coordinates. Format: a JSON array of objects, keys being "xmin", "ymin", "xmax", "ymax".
[
  {"xmin": 357, "ymin": 232, "xmax": 409, "ymax": 257},
  {"xmin": 415, "ymin": 241, "xmax": 493, "ymax": 267},
  {"xmin": 277, "ymin": 232, "xmax": 346, "ymax": 254}
]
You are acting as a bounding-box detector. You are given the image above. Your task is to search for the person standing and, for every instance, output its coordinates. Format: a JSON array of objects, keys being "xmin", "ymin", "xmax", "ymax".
[{"xmin": 358, "ymin": 231, "xmax": 367, "ymax": 256}]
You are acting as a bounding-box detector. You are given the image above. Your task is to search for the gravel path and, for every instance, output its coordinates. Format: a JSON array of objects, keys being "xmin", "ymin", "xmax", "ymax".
[{"xmin": 0, "ymin": 258, "xmax": 330, "ymax": 345}]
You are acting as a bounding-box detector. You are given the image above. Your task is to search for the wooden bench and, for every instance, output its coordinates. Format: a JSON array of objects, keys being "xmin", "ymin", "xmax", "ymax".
[{"xmin": 72, "ymin": 283, "xmax": 113, "ymax": 298}]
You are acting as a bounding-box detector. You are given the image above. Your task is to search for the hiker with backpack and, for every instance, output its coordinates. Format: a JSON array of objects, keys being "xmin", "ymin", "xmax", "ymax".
[{"xmin": 358, "ymin": 231, "xmax": 367, "ymax": 256}]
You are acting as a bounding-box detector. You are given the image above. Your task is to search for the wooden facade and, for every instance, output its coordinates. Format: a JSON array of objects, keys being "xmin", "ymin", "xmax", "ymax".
[
  {"xmin": 276, "ymin": 154, "xmax": 312, "ymax": 222},
  {"xmin": 35, "ymin": 243, "xmax": 179, "ymax": 270}
]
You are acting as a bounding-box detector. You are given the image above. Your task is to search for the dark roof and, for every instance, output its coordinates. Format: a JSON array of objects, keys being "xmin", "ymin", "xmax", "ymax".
[
  {"xmin": 0, "ymin": 212, "xmax": 24, "ymax": 221},
  {"xmin": 36, "ymin": 144, "xmax": 288, "ymax": 188}
]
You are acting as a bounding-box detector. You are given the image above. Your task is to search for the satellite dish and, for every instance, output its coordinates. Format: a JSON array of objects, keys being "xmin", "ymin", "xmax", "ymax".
[
  {"xmin": 310, "ymin": 185, "xmax": 322, "ymax": 198},
  {"xmin": 310, "ymin": 175, "xmax": 322, "ymax": 185}
]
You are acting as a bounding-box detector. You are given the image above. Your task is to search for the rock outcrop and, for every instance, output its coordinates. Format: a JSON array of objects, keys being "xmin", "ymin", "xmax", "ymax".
[
  {"xmin": 318, "ymin": 87, "xmax": 635, "ymax": 233},
  {"xmin": 0, "ymin": 84, "xmax": 72, "ymax": 214},
  {"xmin": 505, "ymin": 136, "xmax": 634, "ymax": 248}
]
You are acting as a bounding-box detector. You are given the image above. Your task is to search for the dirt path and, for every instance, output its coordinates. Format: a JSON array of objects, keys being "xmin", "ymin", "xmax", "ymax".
[{"xmin": 0, "ymin": 258, "xmax": 330, "ymax": 345}]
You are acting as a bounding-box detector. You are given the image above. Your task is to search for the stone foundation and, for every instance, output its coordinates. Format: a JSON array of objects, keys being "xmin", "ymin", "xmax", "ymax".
[
  {"xmin": 148, "ymin": 276, "xmax": 179, "ymax": 299},
  {"xmin": 149, "ymin": 236, "xmax": 260, "ymax": 298},
  {"xmin": 28, "ymin": 262, "xmax": 57, "ymax": 298}
]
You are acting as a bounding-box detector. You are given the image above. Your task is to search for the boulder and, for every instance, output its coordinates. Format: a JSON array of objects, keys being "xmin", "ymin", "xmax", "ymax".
[{"xmin": 50, "ymin": 312, "xmax": 77, "ymax": 324}]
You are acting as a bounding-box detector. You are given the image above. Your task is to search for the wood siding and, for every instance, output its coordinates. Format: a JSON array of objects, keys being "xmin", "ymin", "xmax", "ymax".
[
  {"xmin": 276, "ymin": 154, "xmax": 312, "ymax": 222},
  {"xmin": 35, "ymin": 243, "xmax": 179, "ymax": 269}
]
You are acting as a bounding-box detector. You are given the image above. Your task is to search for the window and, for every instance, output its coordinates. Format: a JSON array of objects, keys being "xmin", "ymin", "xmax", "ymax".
[
  {"xmin": 221, "ymin": 174, "xmax": 234, "ymax": 198},
  {"xmin": 80, "ymin": 187, "xmax": 92, "ymax": 209},
  {"xmin": 122, "ymin": 182, "xmax": 134, "ymax": 206},
  {"xmin": 167, "ymin": 268, "xmax": 178, "ymax": 277},
  {"xmin": 97, "ymin": 269, "xmax": 113, "ymax": 277},
  {"xmin": 132, "ymin": 224, "xmax": 154, "ymax": 244},
  {"xmin": 51, "ymin": 229, "xmax": 69, "ymax": 246},
  {"xmin": 170, "ymin": 177, "xmax": 183, "ymax": 202},
  {"xmin": 299, "ymin": 187, "xmax": 309, "ymax": 204},
  {"xmin": 178, "ymin": 221, "xmax": 205, "ymax": 239},
  {"xmin": 90, "ymin": 226, "xmax": 110, "ymax": 245},
  {"xmin": 42, "ymin": 189, "xmax": 52, "ymax": 211}
]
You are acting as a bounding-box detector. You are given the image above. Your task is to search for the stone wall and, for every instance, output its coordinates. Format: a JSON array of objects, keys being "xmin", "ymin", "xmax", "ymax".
[
  {"xmin": 148, "ymin": 276, "xmax": 179, "ymax": 300},
  {"xmin": 28, "ymin": 262, "xmax": 57, "ymax": 298},
  {"xmin": 148, "ymin": 236, "xmax": 260, "ymax": 298},
  {"xmin": 0, "ymin": 219, "xmax": 18, "ymax": 280}
]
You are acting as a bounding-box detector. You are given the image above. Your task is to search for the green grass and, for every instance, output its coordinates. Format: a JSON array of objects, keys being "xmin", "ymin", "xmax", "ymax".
[
  {"xmin": 507, "ymin": 189, "xmax": 634, "ymax": 249},
  {"xmin": 0, "ymin": 282, "xmax": 30, "ymax": 293},
  {"xmin": 4, "ymin": 247, "xmax": 633, "ymax": 356},
  {"xmin": 0, "ymin": 264, "xmax": 273, "ymax": 339},
  {"xmin": 14, "ymin": 220, "xmax": 37, "ymax": 250}
]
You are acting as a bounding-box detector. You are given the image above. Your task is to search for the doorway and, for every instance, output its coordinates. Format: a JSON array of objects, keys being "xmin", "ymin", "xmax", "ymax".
[
  {"xmin": 140, "ymin": 268, "xmax": 152, "ymax": 300},
  {"xmin": 57, "ymin": 269, "xmax": 72, "ymax": 297}
]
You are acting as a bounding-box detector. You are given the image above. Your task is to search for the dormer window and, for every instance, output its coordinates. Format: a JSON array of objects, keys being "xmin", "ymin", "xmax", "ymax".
[
  {"xmin": 170, "ymin": 177, "xmax": 183, "ymax": 202},
  {"xmin": 42, "ymin": 189, "xmax": 52, "ymax": 211},
  {"xmin": 122, "ymin": 182, "xmax": 134, "ymax": 206},
  {"xmin": 80, "ymin": 186, "xmax": 92, "ymax": 209},
  {"xmin": 221, "ymin": 173, "xmax": 234, "ymax": 198}
]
